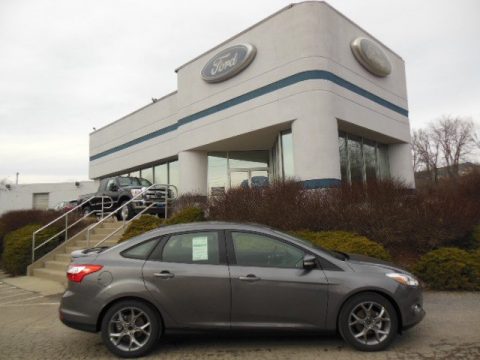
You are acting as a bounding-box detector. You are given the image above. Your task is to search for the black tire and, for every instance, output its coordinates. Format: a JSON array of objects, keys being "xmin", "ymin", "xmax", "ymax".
[
  {"xmin": 338, "ymin": 292, "xmax": 398, "ymax": 351},
  {"xmin": 101, "ymin": 300, "xmax": 161, "ymax": 358},
  {"xmin": 116, "ymin": 200, "xmax": 134, "ymax": 221}
]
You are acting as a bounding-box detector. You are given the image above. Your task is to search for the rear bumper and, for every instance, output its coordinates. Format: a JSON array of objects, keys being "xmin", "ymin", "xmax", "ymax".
[
  {"xmin": 59, "ymin": 287, "xmax": 100, "ymax": 333},
  {"xmin": 60, "ymin": 317, "xmax": 97, "ymax": 333}
]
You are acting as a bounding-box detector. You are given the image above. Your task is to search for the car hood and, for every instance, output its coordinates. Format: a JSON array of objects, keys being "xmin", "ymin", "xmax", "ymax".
[
  {"xmin": 120, "ymin": 185, "xmax": 163, "ymax": 191},
  {"xmin": 346, "ymin": 253, "xmax": 411, "ymax": 275}
]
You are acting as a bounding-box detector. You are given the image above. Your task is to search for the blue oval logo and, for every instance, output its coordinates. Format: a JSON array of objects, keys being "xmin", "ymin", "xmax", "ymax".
[
  {"xmin": 351, "ymin": 37, "xmax": 392, "ymax": 77},
  {"xmin": 201, "ymin": 44, "xmax": 256, "ymax": 83}
]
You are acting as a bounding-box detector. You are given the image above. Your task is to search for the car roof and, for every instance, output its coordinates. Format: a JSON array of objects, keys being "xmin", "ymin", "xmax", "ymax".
[
  {"xmin": 147, "ymin": 221, "xmax": 275, "ymax": 235},
  {"xmin": 124, "ymin": 221, "xmax": 280, "ymax": 244},
  {"xmin": 126, "ymin": 221, "xmax": 320, "ymax": 250}
]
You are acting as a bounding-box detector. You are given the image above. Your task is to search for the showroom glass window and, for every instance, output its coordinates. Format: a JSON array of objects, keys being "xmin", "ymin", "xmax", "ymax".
[
  {"xmin": 208, "ymin": 152, "xmax": 228, "ymax": 195},
  {"xmin": 281, "ymin": 131, "xmax": 294, "ymax": 178},
  {"xmin": 228, "ymin": 151, "xmax": 269, "ymax": 168},
  {"xmin": 129, "ymin": 170, "xmax": 140, "ymax": 178},
  {"xmin": 271, "ymin": 130, "xmax": 294, "ymax": 180},
  {"xmin": 140, "ymin": 167, "xmax": 153, "ymax": 183},
  {"xmin": 154, "ymin": 163, "xmax": 168, "ymax": 184},
  {"xmin": 338, "ymin": 131, "xmax": 390, "ymax": 183},
  {"xmin": 168, "ymin": 161, "xmax": 179, "ymax": 189},
  {"xmin": 207, "ymin": 151, "xmax": 269, "ymax": 195}
]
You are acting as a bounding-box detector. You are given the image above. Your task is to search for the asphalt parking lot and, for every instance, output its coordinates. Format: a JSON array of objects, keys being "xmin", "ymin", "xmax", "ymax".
[{"xmin": 0, "ymin": 281, "xmax": 479, "ymax": 360}]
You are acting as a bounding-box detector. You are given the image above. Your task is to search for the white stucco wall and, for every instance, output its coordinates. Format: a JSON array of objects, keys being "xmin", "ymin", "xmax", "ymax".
[
  {"xmin": 179, "ymin": 151, "xmax": 208, "ymax": 195},
  {"xmin": 88, "ymin": 1, "xmax": 414, "ymax": 191},
  {"xmin": 0, "ymin": 181, "xmax": 99, "ymax": 215}
]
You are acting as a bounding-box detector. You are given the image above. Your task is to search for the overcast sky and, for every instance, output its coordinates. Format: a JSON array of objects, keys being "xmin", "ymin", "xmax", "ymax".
[{"xmin": 1, "ymin": 0, "xmax": 479, "ymax": 184}]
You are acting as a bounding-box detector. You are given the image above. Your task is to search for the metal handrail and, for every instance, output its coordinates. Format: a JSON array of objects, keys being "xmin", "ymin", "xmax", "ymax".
[
  {"xmin": 87, "ymin": 184, "xmax": 178, "ymax": 248},
  {"xmin": 93, "ymin": 202, "xmax": 158, "ymax": 247},
  {"xmin": 31, "ymin": 195, "xmax": 113, "ymax": 263}
]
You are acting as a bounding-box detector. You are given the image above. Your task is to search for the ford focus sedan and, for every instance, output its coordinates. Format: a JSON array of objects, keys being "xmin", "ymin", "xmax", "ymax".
[{"xmin": 60, "ymin": 222, "xmax": 425, "ymax": 358}]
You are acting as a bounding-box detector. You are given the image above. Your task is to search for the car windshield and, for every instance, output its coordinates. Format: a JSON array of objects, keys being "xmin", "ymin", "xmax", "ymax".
[{"xmin": 118, "ymin": 177, "xmax": 152, "ymax": 187}]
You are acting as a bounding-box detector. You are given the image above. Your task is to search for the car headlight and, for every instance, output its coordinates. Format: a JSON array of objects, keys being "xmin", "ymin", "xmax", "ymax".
[
  {"xmin": 386, "ymin": 272, "xmax": 419, "ymax": 287},
  {"xmin": 130, "ymin": 189, "xmax": 142, "ymax": 197}
]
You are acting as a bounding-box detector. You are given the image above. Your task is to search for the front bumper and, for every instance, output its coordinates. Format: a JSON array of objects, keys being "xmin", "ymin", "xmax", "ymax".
[
  {"xmin": 131, "ymin": 199, "xmax": 175, "ymax": 216},
  {"xmin": 397, "ymin": 285, "xmax": 426, "ymax": 331}
]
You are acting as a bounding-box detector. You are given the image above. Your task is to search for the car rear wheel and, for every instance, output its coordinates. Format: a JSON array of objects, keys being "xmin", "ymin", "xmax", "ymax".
[
  {"xmin": 338, "ymin": 292, "xmax": 398, "ymax": 351},
  {"xmin": 101, "ymin": 300, "xmax": 161, "ymax": 358}
]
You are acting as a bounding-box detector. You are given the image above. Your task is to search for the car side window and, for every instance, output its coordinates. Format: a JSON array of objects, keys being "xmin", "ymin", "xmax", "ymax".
[
  {"xmin": 231, "ymin": 232, "xmax": 305, "ymax": 268},
  {"xmin": 106, "ymin": 179, "xmax": 116, "ymax": 191},
  {"xmin": 122, "ymin": 239, "xmax": 159, "ymax": 260},
  {"xmin": 161, "ymin": 232, "xmax": 220, "ymax": 265}
]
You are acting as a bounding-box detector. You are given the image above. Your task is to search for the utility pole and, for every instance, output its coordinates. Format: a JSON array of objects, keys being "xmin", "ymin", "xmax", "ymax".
[{"xmin": 16, "ymin": 172, "xmax": 19, "ymax": 185}]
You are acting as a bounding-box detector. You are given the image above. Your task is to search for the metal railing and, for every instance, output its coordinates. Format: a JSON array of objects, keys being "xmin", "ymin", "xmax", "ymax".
[
  {"xmin": 31, "ymin": 196, "xmax": 113, "ymax": 263},
  {"xmin": 87, "ymin": 184, "xmax": 178, "ymax": 248}
]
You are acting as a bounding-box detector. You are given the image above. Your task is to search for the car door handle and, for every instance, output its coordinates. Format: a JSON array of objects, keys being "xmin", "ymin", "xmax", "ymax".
[
  {"xmin": 239, "ymin": 274, "xmax": 261, "ymax": 282},
  {"xmin": 153, "ymin": 271, "xmax": 175, "ymax": 279}
]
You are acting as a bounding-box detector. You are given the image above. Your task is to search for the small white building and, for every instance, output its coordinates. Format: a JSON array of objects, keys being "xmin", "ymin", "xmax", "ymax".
[
  {"xmin": 89, "ymin": 1, "xmax": 414, "ymax": 195},
  {"xmin": 0, "ymin": 181, "xmax": 98, "ymax": 215}
]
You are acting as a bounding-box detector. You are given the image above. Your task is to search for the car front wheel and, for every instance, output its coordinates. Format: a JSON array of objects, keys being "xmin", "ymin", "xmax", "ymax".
[
  {"xmin": 338, "ymin": 292, "xmax": 398, "ymax": 351},
  {"xmin": 116, "ymin": 201, "xmax": 133, "ymax": 221},
  {"xmin": 83, "ymin": 206, "xmax": 92, "ymax": 217},
  {"xmin": 101, "ymin": 300, "xmax": 161, "ymax": 358}
]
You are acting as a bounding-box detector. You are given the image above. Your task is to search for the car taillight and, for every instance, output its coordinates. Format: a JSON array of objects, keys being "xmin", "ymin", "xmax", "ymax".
[{"xmin": 67, "ymin": 264, "xmax": 103, "ymax": 283}]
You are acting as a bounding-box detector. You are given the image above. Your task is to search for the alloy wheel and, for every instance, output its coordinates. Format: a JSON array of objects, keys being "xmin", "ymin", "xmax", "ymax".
[
  {"xmin": 120, "ymin": 206, "xmax": 129, "ymax": 220},
  {"xmin": 108, "ymin": 307, "xmax": 151, "ymax": 352},
  {"xmin": 348, "ymin": 301, "xmax": 391, "ymax": 346}
]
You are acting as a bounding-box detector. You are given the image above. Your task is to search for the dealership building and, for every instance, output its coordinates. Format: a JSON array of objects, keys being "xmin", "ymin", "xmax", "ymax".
[{"xmin": 89, "ymin": 1, "xmax": 414, "ymax": 195}]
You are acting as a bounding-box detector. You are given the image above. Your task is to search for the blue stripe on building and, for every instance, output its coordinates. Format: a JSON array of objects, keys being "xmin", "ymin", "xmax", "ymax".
[{"xmin": 90, "ymin": 70, "xmax": 408, "ymax": 161}]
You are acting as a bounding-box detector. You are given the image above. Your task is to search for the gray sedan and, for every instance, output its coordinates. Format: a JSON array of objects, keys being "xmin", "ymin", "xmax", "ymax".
[{"xmin": 60, "ymin": 222, "xmax": 425, "ymax": 358}]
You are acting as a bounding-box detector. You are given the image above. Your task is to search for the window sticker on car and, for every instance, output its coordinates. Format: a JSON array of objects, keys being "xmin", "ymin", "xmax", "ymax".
[{"xmin": 192, "ymin": 236, "xmax": 209, "ymax": 261}]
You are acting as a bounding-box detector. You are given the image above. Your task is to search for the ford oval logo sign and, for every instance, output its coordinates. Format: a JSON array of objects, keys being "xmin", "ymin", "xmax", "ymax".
[
  {"xmin": 201, "ymin": 43, "xmax": 256, "ymax": 83},
  {"xmin": 351, "ymin": 37, "xmax": 392, "ymax": 77}
]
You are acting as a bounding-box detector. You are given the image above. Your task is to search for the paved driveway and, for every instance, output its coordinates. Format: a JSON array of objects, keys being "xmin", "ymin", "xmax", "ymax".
[{"xmin": 0, "ymin": 281, "xmax": 479, "ymax": 360}]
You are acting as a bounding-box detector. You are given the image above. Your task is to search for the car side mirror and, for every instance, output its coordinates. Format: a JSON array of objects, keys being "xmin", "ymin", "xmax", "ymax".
[
  {"xmin": 109, "ymin": 184, "xmax": 118, "ymax": 191},
  {"xmin": 303, "ymin": 254, "xmax": 317, "ymax": 269}
]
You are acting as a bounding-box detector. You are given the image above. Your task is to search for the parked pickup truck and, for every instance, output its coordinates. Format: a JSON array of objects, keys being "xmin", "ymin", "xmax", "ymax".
[{"xmin": 78, "ymin": 176, "xmax": 173, "ymax": 220}]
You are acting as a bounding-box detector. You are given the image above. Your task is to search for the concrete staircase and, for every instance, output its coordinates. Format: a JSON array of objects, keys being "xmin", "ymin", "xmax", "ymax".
[{"xmin": 29, "ymin": 221, "xmax": 126, "ymax": 286}]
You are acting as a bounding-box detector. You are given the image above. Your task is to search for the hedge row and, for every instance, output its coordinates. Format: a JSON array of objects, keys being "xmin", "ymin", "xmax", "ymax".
[
  {"xmin": 413, "ymin": 248, "xmax": 480, "ymax": 291},
  {"xmin": 2, "ymin": 224, "xmax": 62, "ymax": 275},
  {"xmin": 291, "ymin": 230, "xmax": 392, "ymax": 261},
  {"xmin": 0, "ymin": 209, "xmax": 63, "ymax": 256},
  {"xmin": 207, "ymin": 175, "xmax": 480, "ymax": 254},
  {"xmin": 2, "ymin": 205, "xmax": 479, "ymax": 291}
]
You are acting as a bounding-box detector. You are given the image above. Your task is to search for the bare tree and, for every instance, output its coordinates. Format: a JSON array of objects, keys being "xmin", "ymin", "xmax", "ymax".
[
  {"xmin": 430, "ymin": 116, "xmax": 475, "ymax": 177},
  {"xmin": 474, "ymin": 126, "xmax": 480, "ymax": 151},
  {"xmin": 412, "ymin": 128, "xmax": 440, "ymax": 182},
  {"xmin": 411, "ymin": 134, "xmax": 420, "ymax": 173}
]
